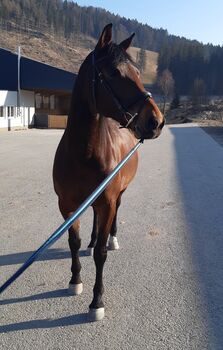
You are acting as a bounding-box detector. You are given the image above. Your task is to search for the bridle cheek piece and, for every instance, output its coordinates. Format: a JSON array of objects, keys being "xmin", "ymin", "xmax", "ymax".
[{"xmin": 91, "ymin": 51, "xmax": 152, "ymax": 129}]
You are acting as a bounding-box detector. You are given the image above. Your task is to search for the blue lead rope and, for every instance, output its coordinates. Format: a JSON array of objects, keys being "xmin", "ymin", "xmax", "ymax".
[{"xmin": 0, "ymin": 140, "xmax": 143, "ymax": 295}]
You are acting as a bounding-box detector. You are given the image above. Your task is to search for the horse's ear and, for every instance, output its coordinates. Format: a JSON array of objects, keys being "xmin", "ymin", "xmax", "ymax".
[
  {"xmin": 96, "ymin": 23, "xmax": 113, "ymax": 50},
  {"xmin": 119, "ymin": 33, "xmax": 135, "ymax": 51}
]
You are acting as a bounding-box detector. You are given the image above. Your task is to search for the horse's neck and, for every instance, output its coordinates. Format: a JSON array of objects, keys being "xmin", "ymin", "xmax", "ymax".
[
  {"xmin": 66, "ymin": 99, "xmax": 119, "ymax": 166},
  {"xmin": 84, "ymin": 113, "xmax": 102, "ymax": 160},
  {"xmin": 66, "ymin": 89, "xmax": 103, "ymax": 159},
  {"xmin": 65, "ymin": 70, "xmax": 120, "ymax": 164}
]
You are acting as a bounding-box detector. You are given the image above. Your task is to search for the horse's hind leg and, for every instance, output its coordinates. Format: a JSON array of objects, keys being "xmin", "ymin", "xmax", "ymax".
[
  {"xmin": 89, "ymin": 202, "xmax": 116, "ymax": 321},
  {"xmin": 59, "ymin": 200, "xmax": 82, "ymax": 295},
  {"xmin": 87, "ymin": 209, "xmax": 98, "ymax": 256},
  {"xmin": 108, "ymin": 191, "xmax": 124, "ymax": 250}
]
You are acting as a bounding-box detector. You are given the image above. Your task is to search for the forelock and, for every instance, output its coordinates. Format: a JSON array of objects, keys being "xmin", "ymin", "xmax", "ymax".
[{"xmin": 107, "ymin": 42, "xmax": 134, "ymax": 67}]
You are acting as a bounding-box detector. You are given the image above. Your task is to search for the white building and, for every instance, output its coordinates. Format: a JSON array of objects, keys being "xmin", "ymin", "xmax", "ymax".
[
  {"xmin": 0, "ymin": 47, "xmax": 76, "ymax": 131},
  {"xmin": 0, "ymin": 90, "xmax": 35, "ymax": 130}
]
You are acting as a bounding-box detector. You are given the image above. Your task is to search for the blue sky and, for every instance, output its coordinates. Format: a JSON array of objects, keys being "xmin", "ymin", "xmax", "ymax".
[{"xmin": 74, "ymin": 0, "xmax": 223, "ymax": 46}]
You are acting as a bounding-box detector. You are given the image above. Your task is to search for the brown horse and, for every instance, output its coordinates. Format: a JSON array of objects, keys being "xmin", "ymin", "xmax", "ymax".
[{"xmin": 53, "ymin": 23, "xmax": 164, "ymax": 321}]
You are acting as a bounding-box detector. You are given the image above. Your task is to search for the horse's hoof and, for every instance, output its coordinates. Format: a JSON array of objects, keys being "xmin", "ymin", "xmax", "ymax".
[
  {"xmin": 88, "ymin": 307, "xmax": 105, "ymax": 321},
  {"xmin": 108, "ymin": 236, "xmax": 119, "ymax": 250},
  {"xmin": 86, "ymin": 247, "xmax": 94, "ymax": 256},
  {"xmin": 68, "ymin": 282, "xmax": 83, "ymax": 295}
]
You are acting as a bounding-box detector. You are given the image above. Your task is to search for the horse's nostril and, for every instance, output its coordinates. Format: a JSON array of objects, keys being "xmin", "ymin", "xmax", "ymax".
[
  {"xmin": 154, "ymin": 120, "xmax": 159, "ymax": 128},
  {"xmin": 150, "ymin": 119, "xmax": 158, "ymax": 129},
  {"xmin": 159, "ymin": 120, "xmax": 165, "ymax": 130}
]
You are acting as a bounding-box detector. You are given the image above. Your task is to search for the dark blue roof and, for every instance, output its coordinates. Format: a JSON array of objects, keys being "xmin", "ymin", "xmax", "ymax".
[
  {"xmin": 0, "ymin": 47, "xmax": 76, "ymax": 92},
  {"xmin": 20, "ymin": 57, "xmax": 75, "ymax": 91},
  {"xmin": 0, "ymin": 48, "xmax": 18, "ymax": 90}
]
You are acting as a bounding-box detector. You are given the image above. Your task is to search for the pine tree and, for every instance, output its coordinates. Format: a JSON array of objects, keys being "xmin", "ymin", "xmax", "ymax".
[
  {"xmin": 137, "ymin": 48, "xmax": 146, "ymax": 73},
  {"xmin": 170, "ymin": 92, "xmax": 180, "ymax": 110}
]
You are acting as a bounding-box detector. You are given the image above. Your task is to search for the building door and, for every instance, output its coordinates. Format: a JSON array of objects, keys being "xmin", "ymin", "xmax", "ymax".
[{"xmin": 7, "ymin": 106, "xmax": 24, "ymax": 130}]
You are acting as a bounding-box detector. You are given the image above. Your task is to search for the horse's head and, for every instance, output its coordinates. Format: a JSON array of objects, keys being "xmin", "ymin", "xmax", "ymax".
[{"xmin": 83, "ymin": 23, "xmax": 164, "ymax": 140}]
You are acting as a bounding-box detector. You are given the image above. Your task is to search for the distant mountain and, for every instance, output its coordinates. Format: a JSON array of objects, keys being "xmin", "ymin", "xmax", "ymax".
[
  {"xmin": 0, "ymin": 20, "xmax": 158, "ymax": 84},
  {"xmin": 0, "ymin": 0, "xmax": 201, "ymax": 52}
]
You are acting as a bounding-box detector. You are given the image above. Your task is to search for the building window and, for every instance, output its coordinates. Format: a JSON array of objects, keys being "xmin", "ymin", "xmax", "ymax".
[
  {"xmin": 0, "ymin": 106, "xmax": 4, "ymax": 117},
  {"xmin": 7, "ymin": 106, "xmax": 15, "ymax": 117},
  {"xmin": 43, "ymin": 96, "xmax": 49, "ymax": 109},
  {"xmin": 35, "ymin": 93, "xmax": 42, "ymax": 109},
  {"xmin": 50, "ymin": 95, "xmax": 55, "ymax": 110}
]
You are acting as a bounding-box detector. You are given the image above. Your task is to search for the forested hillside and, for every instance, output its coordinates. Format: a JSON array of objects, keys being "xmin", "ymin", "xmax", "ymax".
[
  {"xmin": 0, "ymin": 0, "xmax": 223, "ymax": 95},
  {"xmin": 0, "ymin": 0, "xmax": 174, "ymax": 52},
  {"xmin": 158, "ymin": 41, "xmax": 223, "ymax": 95}
]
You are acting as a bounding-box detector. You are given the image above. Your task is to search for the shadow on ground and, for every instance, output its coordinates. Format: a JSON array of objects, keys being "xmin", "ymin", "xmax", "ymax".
[
  {"xmin": 170, "ymin": 126, "xmax": 223, "ymax": 348},
  {"xmin": 201, "ymin": 126, "xmax": 223, "ymax": 147},
  {"xmin": 0, "ymin": 248, "xmax": 87, "ymax": 266},
  {"xmin": 0, "ymin": 312, "xmax": 91, "ymax": 333},
  {"xmin": 0, "ymin": 251, "xmax": 93, "ymax": 332},
  {"xmin": 0, "ymin": 288, "xmax": 72, "ymax": 306}
]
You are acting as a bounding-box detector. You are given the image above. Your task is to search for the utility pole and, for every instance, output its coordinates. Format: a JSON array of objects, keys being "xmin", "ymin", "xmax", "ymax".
[{"xmin": 17, "ymin": 46, "xmax": 22, "ymax": 123}]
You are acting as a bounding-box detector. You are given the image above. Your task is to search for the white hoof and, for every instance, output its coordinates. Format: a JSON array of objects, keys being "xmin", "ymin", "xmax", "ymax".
[
  {"xmin": 86, "ymin": 247, "xmax": 94, "ymax": 256},
  {"xmin": 68, "ymin": 282, "xmax": 83, "ymax": 295},
  {"xmin": 108, "ymin": 236, "xmax": 119, "ymax": 250},
  {"xmin": 88, "ymin": 307, "xmax": 105, "ymax": 321}
]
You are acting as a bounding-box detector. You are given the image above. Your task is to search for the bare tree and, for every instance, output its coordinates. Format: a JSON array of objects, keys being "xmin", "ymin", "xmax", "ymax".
[{"xmin": 157, "ymin": 69, "xmax": 175, "ymax": 114}]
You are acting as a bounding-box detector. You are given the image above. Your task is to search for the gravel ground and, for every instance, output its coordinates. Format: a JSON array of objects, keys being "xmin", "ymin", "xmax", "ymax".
[{"xmin": 0, "ymin": 125, "xmax": 223, "ymax": 349}]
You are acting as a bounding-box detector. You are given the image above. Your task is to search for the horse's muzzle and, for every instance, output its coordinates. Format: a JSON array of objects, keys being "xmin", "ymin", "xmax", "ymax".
[{"xmin": 134, "ymin": 118, "xmax": 165, "ymax": 140}]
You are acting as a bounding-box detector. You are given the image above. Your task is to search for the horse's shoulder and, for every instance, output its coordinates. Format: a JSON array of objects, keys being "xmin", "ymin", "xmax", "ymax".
[
  {"xmin": 101, "ymin": 117, "xmax": 136, "ymax": 146},
  {"xmin": 93, "ymin": 117, "xmax": 137, "ymax": 171}
]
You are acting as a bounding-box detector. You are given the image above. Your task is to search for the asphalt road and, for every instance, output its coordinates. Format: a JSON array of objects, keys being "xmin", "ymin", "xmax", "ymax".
[{"xmin": 0, "ymin": 125, "xmax": 223, "ymax": 350}]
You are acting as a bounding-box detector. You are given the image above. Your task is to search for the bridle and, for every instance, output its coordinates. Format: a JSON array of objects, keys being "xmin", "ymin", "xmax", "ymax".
[{"xmin": 91, "ymin": 51, "xmax": 152, "ymax": 129}]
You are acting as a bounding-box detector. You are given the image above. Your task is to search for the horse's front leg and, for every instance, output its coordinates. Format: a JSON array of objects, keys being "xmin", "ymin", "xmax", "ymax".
[
  {"xmin": 59, "ymin": 200, "xmax": 82, "ymax": 295},
  {"xmin": 89, "ymin": 202, "xmax": 116, "ymax": 321},
  {"xmin": 68, "ymin": 220, "xmax": 82, "ymax": 295}
]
